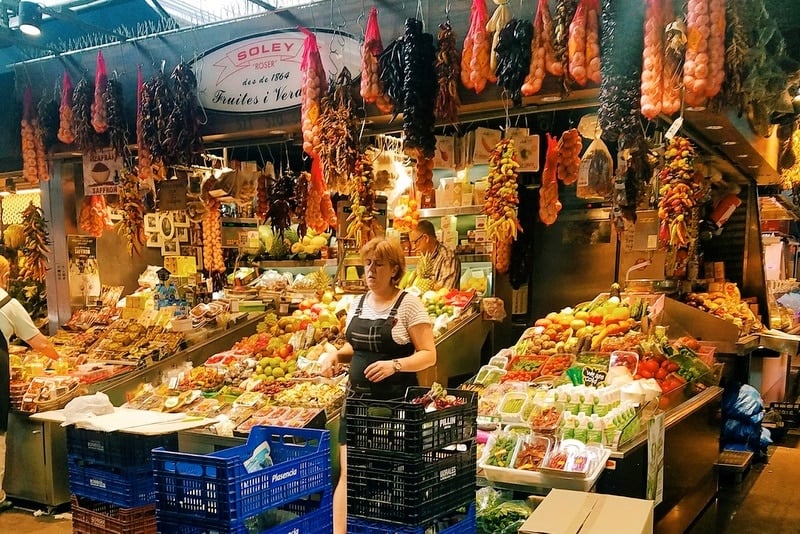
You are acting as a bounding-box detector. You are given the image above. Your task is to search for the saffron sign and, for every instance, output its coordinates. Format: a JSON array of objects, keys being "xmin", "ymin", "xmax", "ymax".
[{"xmin": 193, "ymin": 29, "xmax": 362, "ymax": 113}]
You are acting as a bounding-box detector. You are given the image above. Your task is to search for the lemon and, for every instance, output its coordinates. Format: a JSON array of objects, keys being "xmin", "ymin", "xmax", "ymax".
[{"xmin": 272, "ymin": 367, "xmax": 285, "ymax": 378}]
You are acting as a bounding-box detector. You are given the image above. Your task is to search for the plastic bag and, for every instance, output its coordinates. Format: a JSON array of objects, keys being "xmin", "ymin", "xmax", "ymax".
[
  {"xmin": 61, "ymin": 392, "xmax": 115, "ymax": 426},
  {"xmin": 722, "ymin": 383, "xmax": 764, "ymax": 422},
  {"xmin": 576, "ymin": 137, "xmax": 613, "ymax": 200}
]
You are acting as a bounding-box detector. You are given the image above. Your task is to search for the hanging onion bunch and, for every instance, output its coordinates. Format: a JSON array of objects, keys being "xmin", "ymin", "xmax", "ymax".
[
  {"xmin": 300, "ymin": 29, "xmax": 327, "ymax": 158},
  {"xmin": 316, "ymin": 67, "xmax": 359, "ymax": 194},
  {"xmin": 115, "ymin": 169, "xmax": 146, "ymax": 256},
  {"xmin": 91, "ymin": 51, "xmax": 109, "ymax": 134},
  {"xmin": 401, "ymin": 18, "xmax": 437, "ymax": 160},
  {"xmin": 203, "ymin": 199, "xmax": 225, "ymax": 273},
  {"xmin": 598, "ymin": 0, "xmax": 644, "ymax": 141},
  {"xmin": 105, "ymin": 77, "xmax": 128, "ymax": 160},
  {"xmin": 494, "ymin": 19, "xmax": 533, "ymax": 107},
  {"xmin": 79, "ymin": 195, "xmax": 113, "ymax": 237},
  {"xmin": 434, "ymin": 21, "xmax": 461, "ymax": 124},
  {"xmin": 37, "ymin": 89, "xmax": 59, "ymax": 152},
  {"xmin": 58, "ymin": 71, "xmax": 75, "ymax": 145},
  {"xmin": 360, "ymin": 7, "xmax": 394, "ymax": 114},
  {"xmin": 164, "ymin": 62, "xmax": 203, "ymax": 167},
  {"xmin": 72, "ymin": 77, "xmax": 102, "ymax": 155},
  {"xmin": 19, "ymin": 202, "xmax": 51, "ymax": 283},
  {"xmin": 140, "ymin": 71, "xmax": 174, "ymax": 167},
  {"xmin": 461, "ymin": 0, "xmax": 494, "ymax": 94}
]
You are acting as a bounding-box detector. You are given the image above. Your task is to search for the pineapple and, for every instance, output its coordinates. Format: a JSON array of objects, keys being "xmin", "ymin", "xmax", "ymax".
[
  {"xmin": 309, "ymin": 267, "xmax": 332, "ymax": 292},
  {"xmin": 413, "ymin": 254, "xmax": 435, "ymax": 293}
]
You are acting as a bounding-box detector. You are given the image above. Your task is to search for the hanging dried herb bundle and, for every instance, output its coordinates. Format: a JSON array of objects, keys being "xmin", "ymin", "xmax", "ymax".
[
  {"xmin": 72, "ymin": 77, "xmax": 103, "ymax": 154},
  {"xmin": 140, "ymin": 71, "xmax": 173, "ymax": 166},
  {"xmin": 598, "ymin": 0, "xmax": 644, "ymax": 142},
  {"xmin": 267, "ymin": 169, "xmax": 297, "ymax": 236},
  {"xmin": 19, "ymin": 202, "xmax": 51, "ymax": 283},
  {"xmin": 316, "ymin": 68, "xmax": 359, "ymax": 194},
  {"xmin": 434, "ymin": 21, "xmax": 461, "ymax": 123},
  {"xmin": 105, "ymin": 78, "xmax": 128, "ymax": 160},
  {"xmin": 37, "ymin": 90, "xmax": 60, "ymax": 152},
  {"xmin": 165, "ymin": 62, "xmax": 203, "ymax": 166},
  {"xmin": 495, "ymin": 19, "xmax": 534, "ymax": 107},
  {"xmin": 293, "ymin": 170, "xmax": 310, "ymax": 239}
]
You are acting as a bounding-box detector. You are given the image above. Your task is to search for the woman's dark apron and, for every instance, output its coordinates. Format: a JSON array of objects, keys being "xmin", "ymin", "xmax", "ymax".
[
  {"xmin": 0, "ymin": 295, "xmax": 14, "ymax": 432},
  {"xmin": 340, "ymin": 292, "xmax": 418, "ymax": 444}
]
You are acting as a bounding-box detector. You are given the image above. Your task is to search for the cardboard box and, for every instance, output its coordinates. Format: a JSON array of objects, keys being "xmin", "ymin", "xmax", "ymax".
[{"xmin": 519, "ymin": 489, "xmax": 653, "ymax": 534}]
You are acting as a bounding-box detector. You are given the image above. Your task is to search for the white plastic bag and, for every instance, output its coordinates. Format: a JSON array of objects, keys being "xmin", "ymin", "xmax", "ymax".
[{"xmin": 61, "ymin": 392, "xmax": 115, "ymax": 426}]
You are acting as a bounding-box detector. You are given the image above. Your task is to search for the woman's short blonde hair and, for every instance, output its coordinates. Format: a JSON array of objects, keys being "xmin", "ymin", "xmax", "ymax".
[
  {"xmin": 360, "ymin": 237, "xmax": 406, "ymax": 285},
  {"xmin": 0, "ymin": 255, "xmax": 9, "ymax": 280}
]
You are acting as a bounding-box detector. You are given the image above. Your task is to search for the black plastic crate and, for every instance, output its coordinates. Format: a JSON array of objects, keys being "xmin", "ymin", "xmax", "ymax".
[
  {"xmin": 346, "ymin": 387, "xmax": 477, "ymax": 457},
  {"xmin": 769, "ymin": 402, "xmax": 800, "ymax": 427},
  {"xmin": 347, "ymin": 443, "xmax": 476, "ymax": 525},
  {"xmin": 67, "ymin": 427, "xmax": 178, "ymax": 470},
  {"xmin": 347, "ymin": 504, "xmax": 476, "ymax": 534}
]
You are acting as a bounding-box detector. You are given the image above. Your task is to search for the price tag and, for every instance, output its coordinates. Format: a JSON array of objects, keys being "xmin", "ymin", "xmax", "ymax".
[
  {"xmin": 664, "ymin": 116, "xmax": 683, "ymax": 140},
  {"xmin": 168, "ymin": 376, "xmax": 179, "ymax": 390},
  {"xmin": 582, "ymin": 366, "xmax": 608, "ymax": 387}
]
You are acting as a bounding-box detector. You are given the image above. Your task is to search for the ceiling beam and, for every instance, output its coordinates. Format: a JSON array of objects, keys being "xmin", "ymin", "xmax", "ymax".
[
  {"xmin": 245, "ymin": 0, "xmax": 277, "ymax": 10},
  {"xmin": 41, "ymin": 5, "xmax": 128, "ymax": 42}
]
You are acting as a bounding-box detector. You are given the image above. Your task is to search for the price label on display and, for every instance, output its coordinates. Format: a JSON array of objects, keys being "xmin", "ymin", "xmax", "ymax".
[{"xmin": 582, "ymin": 367, "xmax": 607, "ymax": 387}]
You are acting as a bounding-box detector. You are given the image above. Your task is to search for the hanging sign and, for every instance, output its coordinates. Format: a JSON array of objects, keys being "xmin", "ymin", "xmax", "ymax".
[
  {"xmin": 67, "ymin": 234, "xmax": 100, "ymax": 302},
  {"xmin": 82, "ymin": 148, "xmax": 123, "ymax": 196},
  {"xmin": 193, "ymin": 29, "xmax": 362, "ymax": 114}
]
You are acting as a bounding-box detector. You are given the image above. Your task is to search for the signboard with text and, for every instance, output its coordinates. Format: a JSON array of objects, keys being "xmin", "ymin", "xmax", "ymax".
[
  {"xmin": 82, "ymin": 148, "xmax": 123, "ymax": 196},
  {"xmin": 192, "ymin": 29, "xmax": 362, "ymax": 114}
]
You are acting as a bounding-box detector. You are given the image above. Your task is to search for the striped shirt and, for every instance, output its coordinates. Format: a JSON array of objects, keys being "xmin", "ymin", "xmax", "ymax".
[{"xmin": 345, "ymin": 291, "xmax": 431, "ymax": 345}]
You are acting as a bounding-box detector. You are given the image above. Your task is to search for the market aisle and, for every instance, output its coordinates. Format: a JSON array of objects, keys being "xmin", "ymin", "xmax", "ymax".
[{"xmin": 0, "ymin": 506, "xmax": 71, "ymax": 532}]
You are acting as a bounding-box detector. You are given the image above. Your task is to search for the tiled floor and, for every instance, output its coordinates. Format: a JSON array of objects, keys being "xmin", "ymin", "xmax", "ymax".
[{"xmin": 0, "ymin": 505, "xmax": 71, "ymax": 533}]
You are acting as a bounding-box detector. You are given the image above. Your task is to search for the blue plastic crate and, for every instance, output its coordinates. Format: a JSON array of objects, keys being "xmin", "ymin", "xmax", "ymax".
[
  {"xmin": 347, "ymin": 504, "xmax": 476, "ymax": 534},
  {"xmin": 156, "ymin": 489, "xmax": 332, "ymax": 534},
  {"xmin": 152, "ymin": 426, "xmax": 330, "ymax": 523},
  {"xmin": 67, "ymin": 426, "xmax": 178, "ymax": 470},
  {"xmin": 69, "ymin": 459, "xmax": 156, "ymax": 508}
]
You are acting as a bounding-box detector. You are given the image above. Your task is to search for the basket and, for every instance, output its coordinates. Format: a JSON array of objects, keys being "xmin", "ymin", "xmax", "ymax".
[
  {"xmin": 347, "ymin": 444, "xmax": 476, "ymax": 525},
  {"xmin": 347, "ymin": 504, "xmax": 476, "ymax": 534},
  {"xmin": 34, "ymin": 382, "xmax": 81, "ymax": 412},
  {"xmin": 155, "ymin": 490, "xmax": 332, "ymax": 534},
  {"xmin": 71, "ymin": 495, "xmax": 156, "ymax": 534},
  {"xmin": 68, "ymin": 460, "xmax": 156, "ymax": 508},
  {"xmin": 345, "ymin": 387, "xmax": 477, "ymax": 457},
  {"xmin": 67, "ymin": 427, "xmax": 178, "ymax": 470},
  {"xmin": 152, "ymin": 426, "xmax": 330, "ymax": 523}
]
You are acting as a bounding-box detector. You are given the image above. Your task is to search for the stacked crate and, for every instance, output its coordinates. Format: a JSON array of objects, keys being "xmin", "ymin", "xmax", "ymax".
[
  {"xmin": 66, "ymin": 426, "xmax": 178, "ymax": 534},
  {"xmin": 151, "ymin": 425, "xmax": 332, "ymax": 533},
  {"xmin": 346, "ymin": 387, "xmax": 478, "ymax": 533}
]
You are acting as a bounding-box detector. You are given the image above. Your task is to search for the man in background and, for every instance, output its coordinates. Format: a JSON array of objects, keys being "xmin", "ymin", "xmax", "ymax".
[{"xmin": 409, "ymin": 219, "xmax": 461, "ymax": 290}]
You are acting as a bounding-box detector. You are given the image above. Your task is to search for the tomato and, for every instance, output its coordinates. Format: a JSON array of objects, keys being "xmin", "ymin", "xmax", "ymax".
[
  {"xmin": 667, "ymin": 362, "xmax": 680, "ymax": 373},
  {"xmin": 643, "ymin": 359, "xmax": 660, "ymax": 374},
  {"xmin": 655, "ymin": 368, "xmax": 668, "ymax": 380},
  {"xmin": 661, "ymin": 359, "xmax": 671, "ymax": 369},
  {"xmin": 639, "ymin": 369, "xmax": 653, "ymax": 379}
]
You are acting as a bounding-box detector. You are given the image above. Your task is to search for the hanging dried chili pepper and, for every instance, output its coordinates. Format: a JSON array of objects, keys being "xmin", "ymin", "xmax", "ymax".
[
  {"xmin": 401, "ymin": 18, "xmax": 437, "ymax": 160},
  {"xmin": 105, "ymin": 77, "xmax": 128, "ymax": 160},
  {"xmin": 165, "ymin": 62, "xmax": 203, "ymax": 166},
  {"xmin": 494, "ymin": 19, "xmax": 533, "ymax": 107},
  {"xmin": 72, "ymin": 77, "xmax": 102, "ymax": 155},
  {"xmin": 136, "ymin": 66, "xmax": 154, "ymax": 182},
  {"xmin": 316, "ymin": 68, "xmax": 359, "ymax": 194},
  {"xmin": 115, "ymin": 169, "xmax": 146, "ymax": 256},
  {"xmin": 434, "ymin": 21, "xmax": 461, "ymax": 123},
  {"xmin": 37, "ymin": 87, "xmax": 59, "ymax": 152}
]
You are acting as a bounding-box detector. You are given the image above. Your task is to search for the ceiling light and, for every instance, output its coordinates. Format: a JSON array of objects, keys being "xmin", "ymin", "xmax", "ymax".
[
  {"xmin": 721, "ymin": 141, "xmax": 738, "ymax": 146},
  {"xmin": 736, "ymin": 154, "xmax": 749, "ymax": 159},
  {"xmin": 18, "ymin": 1, "xmax": 42, "ymax": 37},
  {"xmin": 704, "ymin": 125, "xmax": 723, "ymax": 130},
  {"xmin": 541, "ymin": 96, "xmax": 562, "ymax": 103},
  {"xmin": 747, "ymin": 165, "xmax": 759, "ymax": 169}
]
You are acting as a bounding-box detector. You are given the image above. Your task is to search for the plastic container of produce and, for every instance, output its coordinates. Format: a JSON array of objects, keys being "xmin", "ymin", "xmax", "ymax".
[
  {"xmin": 479, "ymin": 431, "xmax": 520, "ymax": 469},
  {"xmin": 512, "ymin": 434, "xmax": 552, "ymax": 471},
  {"xmin": 539, "ymin": 354, "xmax": 576, "ymax": 377},
  {"xmin": 609, "ymin": 350, "xmax": 639, "ymax": 376},
  {"xmin": 474, "ymin": 365, "xmax": 507, "ymax": 386},
  {"xmin": 528, "ymin": 404, "xmax": 563, "ymax": 436},
  {"xmin": 498, "ymin": 391, "xmax": 531, "ymax": 423},
  {"xmin": 488, "ymin": 354, "xmax": 509, "ymax": 369}
]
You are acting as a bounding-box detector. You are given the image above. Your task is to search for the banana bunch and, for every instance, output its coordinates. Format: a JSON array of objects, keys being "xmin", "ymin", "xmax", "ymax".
[
  {"xmin": 346, "ymin": 153, "xmax": 383, "ymax": 248},
  {"xmin": 115, "ymin": 170, "xmax": 146, "ymax": 256},
  {"xmin": 19, "ymin": 202, "xmax": 51, "ymax": 283},
  {"xmin": 484, "ymin": 138, "xmax": 522, "ymax": 244},
  {"xmin": 657, "ymin": 136, "xmax": 699, "ymax": 247}
]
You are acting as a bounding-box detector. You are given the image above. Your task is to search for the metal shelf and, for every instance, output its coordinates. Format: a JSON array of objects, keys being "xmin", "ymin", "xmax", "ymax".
[{"xmin": 418, "ymin": 205, "xmax": 484, "ymax": 218}]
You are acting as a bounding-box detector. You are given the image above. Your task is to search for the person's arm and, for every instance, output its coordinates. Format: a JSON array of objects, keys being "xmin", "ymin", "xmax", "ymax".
[
  {"xmin": 25, "ymin": 332, "xmax": 60, "ymax": 361},
  {"xmin": 395, "ymin": 322, "xmax": 436, "ymax": 372}
]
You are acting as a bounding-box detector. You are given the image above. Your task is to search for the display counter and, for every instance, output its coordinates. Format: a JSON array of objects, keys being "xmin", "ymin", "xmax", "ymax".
[
  {"xmin": 420, "ymin": 307, "xmax": 493, "ymax": 388},
  {"xmin": 476, "ymin": 386, "xmax": 722, "ymax": 533},
  {"xmin": 5, "ymin": 313, "xmax": 264, "ymax": 508}
]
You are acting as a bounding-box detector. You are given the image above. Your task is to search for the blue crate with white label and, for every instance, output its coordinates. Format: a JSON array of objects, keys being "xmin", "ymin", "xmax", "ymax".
[
  {"xmin": 155, "ymin": 489, "xmax": 332, "ymax": 534},
  {"xmin": 68, "ymin": 459, "xmax": 156, "ymax": 508},
  {"xmin": 152, "ymin": 426, "xmax": 330, "ymax": 523}
]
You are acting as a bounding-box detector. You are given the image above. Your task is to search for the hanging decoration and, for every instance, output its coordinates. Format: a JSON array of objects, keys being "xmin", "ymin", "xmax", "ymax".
[
  {"xmin": 37, "ymin": 86, "xmax": 59, "ymax": 153},
  {"xmin": 316, "ymin": 68, "xmax": 359, "ymax": 194},
  {"xmin": 136, "ymin": 65, "xmax": 155, "ymax": 182},
  {"xmin": 485, "ymin": 138, "xmax": 522, "ymax": 273},
  {"xmin": 346, "ymin": 152, "xmax": 384, "ymax": 248},
  {"xmin": 164, "ymin": 62, "xmax": 203, "ymax": 167},
  {"xmin": 91, "ymin": 51, "xmax": 109, "ymax": 134},
  {"xmin": 658, "ymin": 136, "xmax": 702, "ymax": 247},
  {"xmin": 58, "ymin": 71, "xmax": 75, "ymax": 145},
  {"xmin": 494, "ymin": 19, "xmax": 533, "ymax": 107},
  {"xmin": 434, "ymin": 20, "xmax": 461, "ymax": 123},
  {"xmin": 115, "ymin": 169, "xmax": 146, "ymax": 256}
]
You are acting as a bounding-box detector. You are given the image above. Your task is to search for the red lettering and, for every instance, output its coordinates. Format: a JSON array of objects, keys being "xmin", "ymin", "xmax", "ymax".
[
  {"xmin": 285, "ymin": 42, "xmax": 294, "ymax": 52},
  {"xmin": 249, "ymin": 46, "xmax": 260, "ymax": 57},
  {"xmin": 271, "ymin": 42, "xmax": 281, "ymax": 52},
  {"xmin": 237, "ymin": 51, "xmax": 247, "ymax": 62}
]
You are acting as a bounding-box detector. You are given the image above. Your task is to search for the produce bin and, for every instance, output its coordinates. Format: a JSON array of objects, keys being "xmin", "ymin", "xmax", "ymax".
[
  {"xmin": 345, "ymin": 387, "xmax": 477, "ymax": 456},
  {"xmin": 152, "ymin": 426, "xmax": 330, "ymax": 523}
]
